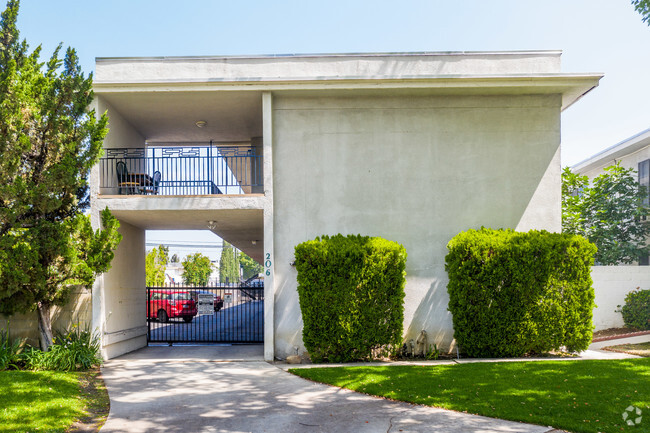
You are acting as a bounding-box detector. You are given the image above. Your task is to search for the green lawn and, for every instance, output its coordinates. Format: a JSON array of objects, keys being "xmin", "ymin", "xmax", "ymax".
[
  {"xmin": 290, "ymin": 358, "xmax": 650, "ymax": 433},
  {"xmin": 0, "ymin": 371, "xmax": 86, "ymax": 433}
]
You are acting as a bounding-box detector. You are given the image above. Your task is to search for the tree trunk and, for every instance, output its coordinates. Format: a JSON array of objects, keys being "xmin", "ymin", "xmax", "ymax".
[{"xmin": 37, "ymin": 302, "xmax": 54, "ymax": 351}]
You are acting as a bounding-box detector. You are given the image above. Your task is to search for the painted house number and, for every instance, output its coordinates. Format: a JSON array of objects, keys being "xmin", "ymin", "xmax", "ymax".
[{"xmin": 265, "ymin": 253, "xmax": 272, "ymax": 276}]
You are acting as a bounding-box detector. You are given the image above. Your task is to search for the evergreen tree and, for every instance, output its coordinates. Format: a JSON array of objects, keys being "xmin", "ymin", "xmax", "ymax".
[
  {"xmin": 0, "ymin": 0, "xmax": 120, "ymax": 350},
  {"xmin": 219, "ymin": 242, "xmax": 240, "ymax": 284}
]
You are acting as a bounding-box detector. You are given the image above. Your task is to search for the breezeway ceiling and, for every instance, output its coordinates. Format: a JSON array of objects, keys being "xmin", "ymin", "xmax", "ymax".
[
  {"xmin": 109, "ymin": 207, "xmax": 264, "ymax": 263},
  {"xmin": 98, "ymin": 90, "xmax": 263, "ymax": 143}
]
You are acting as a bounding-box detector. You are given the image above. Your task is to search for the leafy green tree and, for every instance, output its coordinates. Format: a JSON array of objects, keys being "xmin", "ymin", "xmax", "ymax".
[
  {"xmin": 145, "ymin": 246, "xmax": 168, "ymax": 286},
  {"xmin": 219, "ymin": 242, "xmax": 240, "ymax": 284},
  {"xmin": 631, "ymin": 0, "xmax": 650, "ymax": 25},
  {"xmin": 181, "ymin": 253, "xmax": 213, "ymax": 286},
  {"xmin": 562, "ymin": 164, "xmax": 650, "ymax": 265},
  {"xmin": 0, "ymin": 1, "xmax": 120, "ymax": 350},
  {"xmin": 239, "ymin": 253, "xmax": 262, "ymax": 280}
]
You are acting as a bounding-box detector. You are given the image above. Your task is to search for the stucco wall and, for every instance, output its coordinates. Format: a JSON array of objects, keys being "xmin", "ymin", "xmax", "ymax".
[
  {"xmin": 0, "ymin": 287, "xmax": 92, "ymax": 348},
  {"xmin": 96, "ymin": 96, "xmax": 145, "ymax": 150},
  {"xmin": 271, "ymin": 93, "xmax": 562, "ymax": 359},
  {"xmin": 95, "ymin": 52, "xmax": 562, "ymax": 84},
  {"xmin": 100, "ymin": 220, "xmax": 147, "ymax": 359},
  {"xmin": 95, "ymin": 96, "xmax": 146, "ymax": 196},
  {"xmin": 592, "ymin": 266, "xmax": 650, "ymax": 330}
]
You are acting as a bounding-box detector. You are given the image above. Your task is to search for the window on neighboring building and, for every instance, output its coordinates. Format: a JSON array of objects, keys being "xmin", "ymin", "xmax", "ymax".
[
  {"xmin": 638, "ymin": 160, "xmax": 650, "ymax": 266},
  {"xmin": 639, "ymin": 159, "xmax": 650, "ymax": 207}
]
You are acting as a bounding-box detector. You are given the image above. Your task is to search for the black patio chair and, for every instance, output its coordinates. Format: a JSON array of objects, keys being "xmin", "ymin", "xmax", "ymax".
[
  {"xmin": 142, "ymin": 171, "xmax": 162, "ymax": 195},
  {"xmin": 116, "ymin": 161, "xmax": 139, "ymax": 194}
]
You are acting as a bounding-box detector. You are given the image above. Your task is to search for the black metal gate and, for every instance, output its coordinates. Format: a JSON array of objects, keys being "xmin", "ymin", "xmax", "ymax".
[{"xmin": 146, "ymin": 284, "xmax": 264, "ymax": 344}]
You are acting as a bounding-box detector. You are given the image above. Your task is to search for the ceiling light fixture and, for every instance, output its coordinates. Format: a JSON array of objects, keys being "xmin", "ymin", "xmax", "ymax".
[
  {"xmin": 207, "ymin": 220, "xmax": 217, "ymax": 230},
  {"xmin": 251, "ymin": 240, "xmax": 258, "ymax": 245},
  {"xmin": 195, "ymin": 120, "xmax": 207, "ymax": 128}
]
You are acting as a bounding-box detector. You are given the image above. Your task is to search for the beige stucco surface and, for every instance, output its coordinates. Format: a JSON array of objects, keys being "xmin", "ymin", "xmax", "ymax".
[
  {"xmin": 271, "ymin": 93, "xmax": 562, "ymax": 358},
  {"xmin": 99, "ymin": 221, "xmax": 147, "ymax": 359},
  {"xmin": 0, "ymin": 288, "xmax": 91, "ymax": 348},
  {"xmin": 96, "ymin": 96, "xmax": 145, "ymax": 150},
  {"xmin": 95, "ymin": 51, "xmax": 563, "ymax": 84}
]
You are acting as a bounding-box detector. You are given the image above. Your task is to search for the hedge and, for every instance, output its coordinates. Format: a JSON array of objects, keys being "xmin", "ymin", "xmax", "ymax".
[
  {"xmin": 620, "ymin": 289, "xmax": 650, "ymax": 330},
  {"xmin": 445, "ymin": 228, "xmax": 596, "ymax": 358},
  {"xmin": 294, "ymin": 234, "xmax": 407, "ymax": 363}
]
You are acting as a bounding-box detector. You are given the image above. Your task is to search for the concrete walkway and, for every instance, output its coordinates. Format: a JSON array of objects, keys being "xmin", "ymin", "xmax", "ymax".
[{"xmin": 100, "ymin": 337, "xmax": 648, "ymax": 433}]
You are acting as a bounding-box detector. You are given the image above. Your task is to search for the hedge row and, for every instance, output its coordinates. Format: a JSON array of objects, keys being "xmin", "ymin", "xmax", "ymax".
[
  {"xmin": 445, "ymin": 228, "xmax": 596, "ymax": 358},
  {"xmin": 294, "ymin": 234, "xmax": 406, "ymax": 363}
]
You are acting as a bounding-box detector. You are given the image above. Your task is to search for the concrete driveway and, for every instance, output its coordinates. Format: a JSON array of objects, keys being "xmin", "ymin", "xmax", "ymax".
[{"xmin": 100, "ymin": 345, "xmax": 554, "ymax": 433}]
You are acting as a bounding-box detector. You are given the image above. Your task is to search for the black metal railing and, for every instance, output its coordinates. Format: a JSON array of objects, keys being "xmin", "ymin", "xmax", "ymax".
[
  {"xmin": 99, "ymin": 144, "xmax": 263, "ymax": 196},
  {"xmin": 147, "ymin": 283, "xmax": 264, "ymax": 344}
]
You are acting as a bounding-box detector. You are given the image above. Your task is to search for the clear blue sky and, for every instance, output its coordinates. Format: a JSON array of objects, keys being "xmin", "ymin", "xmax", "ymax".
[{"xmin": 14, "ymin": 0, "xmax": 650, "ymax": 257}]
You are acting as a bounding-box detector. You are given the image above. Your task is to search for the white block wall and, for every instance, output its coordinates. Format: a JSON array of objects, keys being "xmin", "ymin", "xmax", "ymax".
[{"xmin": 591, "ymin": 266, "xmax": 650, "ymax": 330}]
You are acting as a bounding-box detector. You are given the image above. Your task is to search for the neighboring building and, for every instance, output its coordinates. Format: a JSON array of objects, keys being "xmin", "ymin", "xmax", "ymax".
[
  {"xmin": 572, "ymin": 127, "xmax": 650, "ymax": 185},
  {"xmin": 89, "ymin": 51, "xmax": 601, "ymax": 360},
  {"xmin": 164, "ymin": 263, "xmax": 183, "ymax": 285}
]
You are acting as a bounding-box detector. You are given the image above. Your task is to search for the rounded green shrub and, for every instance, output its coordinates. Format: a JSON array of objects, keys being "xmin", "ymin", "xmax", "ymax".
[
  {"xmin": 620, "ymin": 289, "xmax": 650, "ymax": 330},
  {"xmin": 294, "ymin": 234, "xmax": 407, "ymax": 363},
  {"xmin": 445, "ymin": 228, "xmax": 596, "ymax": 358}
]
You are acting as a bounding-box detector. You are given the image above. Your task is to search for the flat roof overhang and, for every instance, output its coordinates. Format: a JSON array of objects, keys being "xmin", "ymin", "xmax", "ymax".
[{"xmin": 94, "ymin": 74, "xmax": 603, "ymax": 113}]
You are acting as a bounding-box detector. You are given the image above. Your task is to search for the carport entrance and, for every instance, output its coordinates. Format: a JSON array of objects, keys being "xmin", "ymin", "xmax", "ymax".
[{"xmin": 147, "ymin": 284, "xmax": 264, "ymax": 344}]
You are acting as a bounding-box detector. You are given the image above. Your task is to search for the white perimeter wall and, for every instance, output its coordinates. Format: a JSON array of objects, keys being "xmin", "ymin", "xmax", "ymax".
[
  {"xmin": 592, "ymin": 266, "xmax": 650, "ymax": 330},
  {"xmin": 271, "ymin": 93, "xmax": 562, "ymax": 359}
]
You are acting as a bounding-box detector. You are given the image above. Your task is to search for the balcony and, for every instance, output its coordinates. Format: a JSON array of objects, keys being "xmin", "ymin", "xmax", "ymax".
[{"xmin": 99, "ymin": 144, "xmax": 263, "ymax": 196}]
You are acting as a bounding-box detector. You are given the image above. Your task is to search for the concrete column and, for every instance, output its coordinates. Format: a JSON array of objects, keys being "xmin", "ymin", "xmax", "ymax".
[
  {"xmin": 100, "ymin": 221, "xmax": 147, "ymax": 359},
  {"xmin": 262, "ymin": 92, "xmax": 274, "ymax": 361}
]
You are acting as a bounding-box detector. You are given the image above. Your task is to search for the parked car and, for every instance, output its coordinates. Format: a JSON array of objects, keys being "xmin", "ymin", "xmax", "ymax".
[
  {"xmin": 148, "ymin": 290, "xmax": 197, "ymax": 323},
  {"xmin": 189, "ymin": 290, "xmax": 224, "ymax": 312}
]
